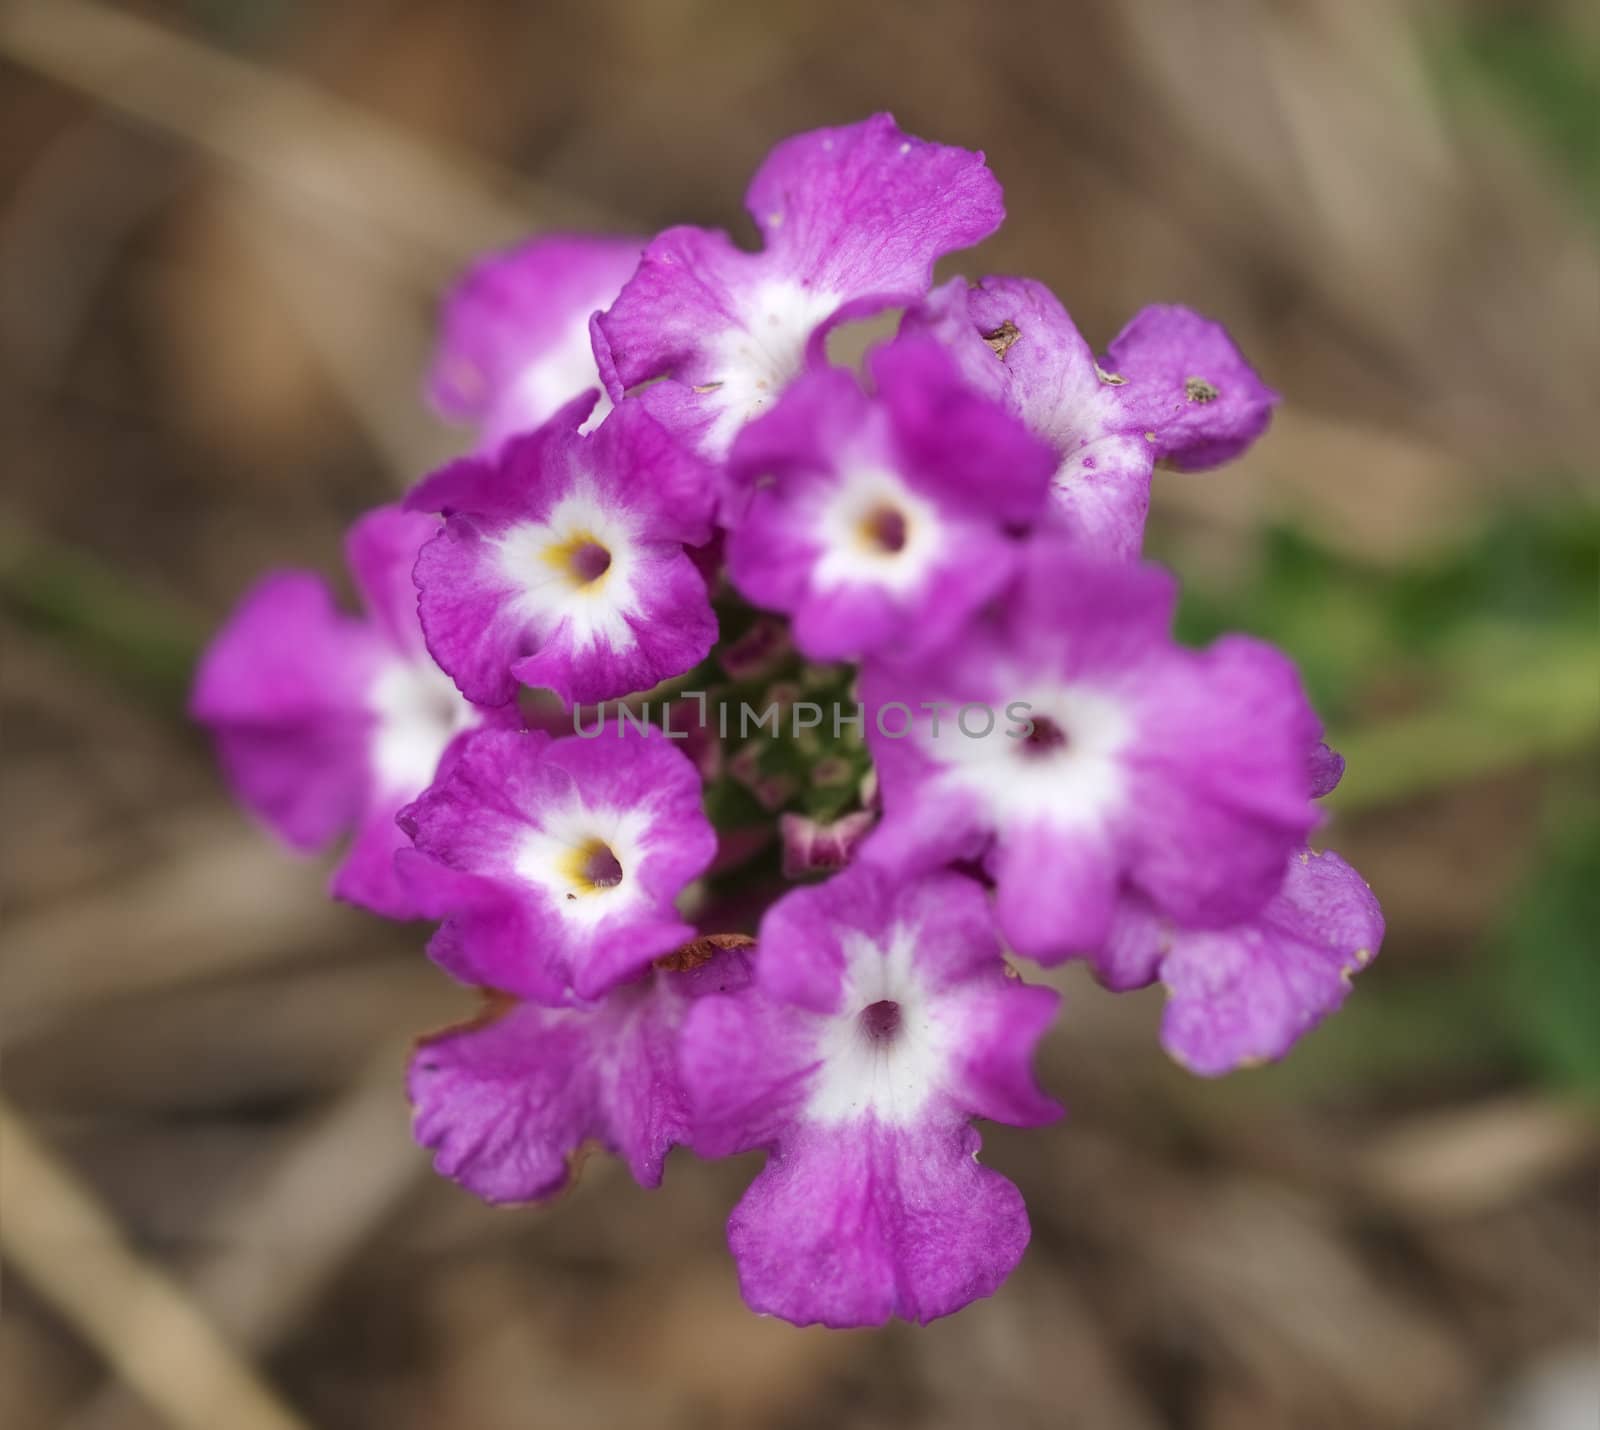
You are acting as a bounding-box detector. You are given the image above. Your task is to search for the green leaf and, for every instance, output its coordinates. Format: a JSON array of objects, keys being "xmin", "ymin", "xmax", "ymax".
[{"xmin": 1497, "ymin": 806, "xmax": 1600, "ymax": 1096}]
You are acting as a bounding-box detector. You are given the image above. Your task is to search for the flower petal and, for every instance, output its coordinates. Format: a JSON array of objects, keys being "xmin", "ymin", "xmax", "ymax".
[
  {"xmin": 1160, "ymin": 849, "xmax": 1383, "ymax": 1075},
  {"xmin": 428, "ymin": 234, "xmax": 642, "ymax": 453},
  {"xmin": 191, "ymin": 571, "xmax": 381, "ymax": 850},
  {"xmin": 410, "ymin": 945, "xmax": 753, "ymax": 1203},
  {"xmin": 728, "ymin": 1120, "xmax": 1030, "ymax": 1327},
  {"xmin": 400, "ymin": 727, "xmax": 716, "ymax": 1002},
  {"xmin": 597, "ymin": 116, "xmax": 1003, "ymax": 459},
  {"xmin": 409, "ymin": 399, "xmax": 717, "ymax": 707},
  {"xmin": 746, "ymin": 114, "xmax": 1003, "ymax": 297},
  {"xmin": 1102, "ymin": 304, "xmax": 1278, "ymax": 471}
]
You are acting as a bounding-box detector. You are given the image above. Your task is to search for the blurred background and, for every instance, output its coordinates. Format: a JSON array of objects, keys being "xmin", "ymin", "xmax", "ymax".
[{"xmin": 2, "ymin": 1, "xmax": 1596, "ymax": 1427}]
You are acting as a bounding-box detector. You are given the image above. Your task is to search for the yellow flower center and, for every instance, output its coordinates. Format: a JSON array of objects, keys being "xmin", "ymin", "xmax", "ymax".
[
  {"xmin": 857, "ymin": 504, "xmax": 908, "ymax": 554},
  {"xmin": 543, "ymin": 531, "xmax": 613, "ymax": 589},
  {"xmin": 558, "ymin": 837, "xmax": 624, "ymax": 896}
]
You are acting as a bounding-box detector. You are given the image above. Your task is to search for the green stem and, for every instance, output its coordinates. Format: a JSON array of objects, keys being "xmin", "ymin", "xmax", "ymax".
[
  {"xmin": 1326, "ymin": 630, "xmax": 1598, "ymax": 812},
  {"xmin": 0, "ymin": 528, "xmax": 205, "ymax": 712}
]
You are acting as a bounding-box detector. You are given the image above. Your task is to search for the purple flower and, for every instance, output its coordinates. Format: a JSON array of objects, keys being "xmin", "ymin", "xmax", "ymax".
[
  {"xmin": 411, "ymin": 939, "xmax": 753, "ymax": 1203},
  {"xmin": 189, "ymin": 112, "xmax": 1390, "ymax": 1331},
  {"xmin": 861, "ymin": 542, "xmax": 1321, "ymax": 959},
  {"xmin": 190, "ymin": 505, "xmax": 512, "ymax": 918},
  {"xmin": 398, "ymin": 725, "xmax": 717, "ymax": 1003},
  {"xmin": 428, "ymin": 235, "xmax": 642, "ymax": 454},
  {"xmin": 905, "ymin": 277, "xmax": 1278, "ymax": 559},
  {"xmin": 407, "ymin": 395, "xmax": 718, "ymax": 707},
  {"xmin": 593, "ymin": 115, "xmax": 1004, "ymax": 461},
  {"xmin": 716, "ymin": 614, "xmax": 791, "ymax": 681},
  {"xmin": 724, "ymin": 339, "xmax": 1056, "ymax": 660},
  {"xmin": 778, "ymin": 809, "xmax": 877, "ymax": 878},
  {"xmin": 680, "ymin": 864, "xmax": 1061, "ymax": 1327},
  {"xmin": 1091, "ymin": 849, "xmax": 1383, "ymax": 1076}
]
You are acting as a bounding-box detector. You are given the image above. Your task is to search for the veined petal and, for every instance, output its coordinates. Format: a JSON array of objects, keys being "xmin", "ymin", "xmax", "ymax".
[
  {"xmin": 1091, "ymin": 849, "xmax": 1382, "ymax": 1076},
  {"xmin": 861, "ymin": 542, "xmax": 1319, "ymax": 960},
  {"xmin": 192, "ymin": 506, "xmax": 509, "ymax": 919},
  {"xmin": 428, "ymin": 235, "xmax": 642, "ymax": 453},
  {"xmin": 725, "ymin": 340, "xmax": 1052, "ymax": 662},
  {"xmin": 400, "ymin": 726, "xmax": 717, "ymax": 1002},
  {"xmin": 728, "ymin": 1119, "xmax": 1031, "ymax": 1328},
  {"xmin": 409, "ymin": 398, "xmax": 717, "ymax": 708},
  {"xmin": 596, "ymin": 115, "xmax": 1003, "ymax": 460},
  {"xmin": 1102, "ymin": 304, "xmax": 1278, "ymax": 471},
  {"xmin": 681, "ymin": 864, "xmax": 1059, "ymax": 1328},
  {"xmin": 906, "ymin": 277, "xmax": 1275, "ymax": 556},
  {"xmin": 409, "ymin": 943, "xmax": 752, "ymax": 1204},
  {"xmin": 190, "ymin": 570, "xmax": 381, "ymax": 851}
]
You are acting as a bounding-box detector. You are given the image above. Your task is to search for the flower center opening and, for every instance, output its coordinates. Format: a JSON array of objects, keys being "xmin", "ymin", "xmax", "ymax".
[
  {"xmin": 1023, "ymin": 715, "xmax": 1069, "ymax": 754},
  {"xmin": 544, "ymin": 531, "xmax": 613, "ymax": 589},
  {"xmin": 859, "ymin": 505, "xmax": 907, "ymax": 554},
  {"xmin": 562, "ymin": 837, "xmax": 624, "ymax": 895},
  {"xmin": 569, "ymin": 541, "xmax": 612, "ymax": 584},
  {"xmin": 581, "ymin": 842, "xmax": 623, "ymax": 887},
  {"xmin": 860, "ymin": 999, "xmax": 902, "ymax": 1043}
]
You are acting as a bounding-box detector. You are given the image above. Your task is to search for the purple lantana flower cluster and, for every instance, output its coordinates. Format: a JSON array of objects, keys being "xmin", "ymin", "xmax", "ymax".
[{"xmin": 193, "ymin": 115, "xmax": 1383, "ymax": 1328}]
